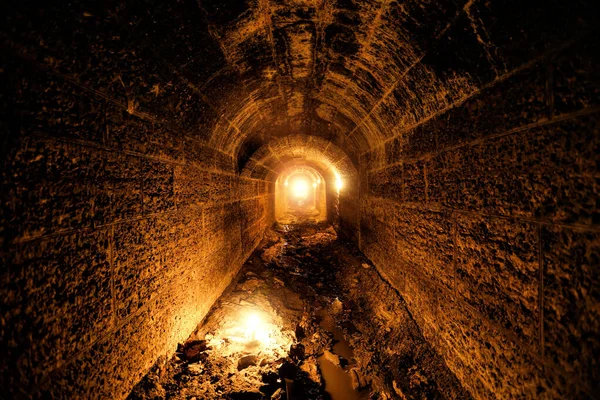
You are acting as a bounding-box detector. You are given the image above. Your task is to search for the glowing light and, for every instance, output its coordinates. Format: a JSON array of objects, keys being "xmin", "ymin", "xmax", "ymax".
[
  {"xmin": 284, "ymin": 180, "xmax": 289, "ymax": 187},
  {"xmin": 245, "ymin": 312, "xmax": 268, "ymax": 342},
  {"xmin": 291, "ymin": 178, "xmax": 309, "ymax": 198},
  {"xmin": 312, "ymin": 182, "xmax": 317, "ymax": 188},
  {"xmin": 336, "ymin": 175, "xmax": 343, "ymax": 191},
  {"xmin": 205, "ymin": 306, "xmax": 294, "ymax": 362}
]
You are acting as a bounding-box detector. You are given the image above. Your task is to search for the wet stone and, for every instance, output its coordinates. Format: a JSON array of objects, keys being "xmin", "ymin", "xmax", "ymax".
[
  {"xmin": 178, "ymin": 340, "xmax": 208, "ymax": 363},
  {"xmin": 238, "ymin": 355, "xmax": 258, "ymax": 371}
]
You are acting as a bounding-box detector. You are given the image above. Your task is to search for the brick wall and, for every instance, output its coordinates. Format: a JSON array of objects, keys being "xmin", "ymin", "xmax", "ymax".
[
  {"xmin": 359, "ymin": 33, "xmax": 599, "ymax": 399},
  {"xmin": 0, "ymin": 39, "xmax": 269, "ymax": 400},
  {"xmin": 239, "ymin": 177, "xmax": 275, "ymax": 257}
]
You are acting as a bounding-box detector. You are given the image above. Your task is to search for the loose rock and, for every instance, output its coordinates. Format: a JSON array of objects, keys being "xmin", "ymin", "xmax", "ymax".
[{"xmin": 238, "ymin": 355, "xmax": 258, "ymax": 370}]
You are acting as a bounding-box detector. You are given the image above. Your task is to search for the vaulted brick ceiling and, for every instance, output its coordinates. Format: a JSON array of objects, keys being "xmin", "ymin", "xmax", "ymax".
[
  {"xmin": 185, "ymin": 0, "xmax": 589, "ymax": 169},
  {"xmin": 201, "ymin": 0, "xmax": 465, "ymax": 164},
  {"xmin": 7, "ymin": 0, "xmax": 592, "ymax": 171},
  {"xmin": 111, "ymin": 0, "xmax": 474, "ymax": 164}
]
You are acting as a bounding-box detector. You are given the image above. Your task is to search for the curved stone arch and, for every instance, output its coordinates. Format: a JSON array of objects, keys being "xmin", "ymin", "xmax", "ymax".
[
  {"xmin": 199, "ymin": 0, "xmax": 480, "ymax": 161},
  {"xmin": 240, "ymin": 134, "xmax": 358, "ymax": 184},
  {"xmin": 277, "ymin": 165, "xmax": 324, "ymax": 186},
  {"xmin": 208, "ymin": 90, "xmax": 380, "ymax": 158}
]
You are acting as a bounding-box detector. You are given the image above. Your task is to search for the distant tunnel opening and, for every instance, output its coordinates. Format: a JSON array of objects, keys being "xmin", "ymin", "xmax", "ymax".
[
  {"xmin": 275, "ymin": 166, "xmax": 327, "ymax": 224},
  {"xmin": 238, "ymin": 135, "xmax": 360, "ymax": 242}
]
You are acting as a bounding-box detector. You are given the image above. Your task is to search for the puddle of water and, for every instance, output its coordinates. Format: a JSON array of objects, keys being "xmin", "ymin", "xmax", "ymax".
[
  {"xmin": 318, "ymin": 311, "xmax": 354, "ymax": 361},
  {"xmin": 316, "ymin": 309, "xmax": 369, "ymax": 400},
  {"xmin": 317, "ymin": 356, "xmax": 360, "ymax": 400},
  {"xmin": 332, "ymin": 328, "xmax": 354, "ymax": 361}
]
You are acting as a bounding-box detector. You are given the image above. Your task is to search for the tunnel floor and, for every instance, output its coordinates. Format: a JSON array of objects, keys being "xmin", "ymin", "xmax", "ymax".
[
  {"xmin": 128, "ymin": 224, "xmax": 470, "ymax": 400},
  {"xmin": 277, "ymin": 207, "xmax": 323, "ymax": 225}
]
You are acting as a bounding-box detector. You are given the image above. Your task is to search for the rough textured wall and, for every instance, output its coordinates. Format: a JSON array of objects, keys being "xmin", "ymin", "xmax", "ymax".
[
  {"xmin": 239, "ymin": 176, "xmax": 275, "ymax": 256},
  {"xmin": 0, "ymin": 54, "xmax": 265, "ymax": 399},
  {"xmin": 360, "ymin": 24, "xmax": 599, "ymax": 400},
  {"xmin": 0, "ymin": 5, "xmax": 269, "ymax": 399}
]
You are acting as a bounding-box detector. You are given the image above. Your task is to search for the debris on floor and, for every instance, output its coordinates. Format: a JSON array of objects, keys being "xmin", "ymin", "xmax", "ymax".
[{"xmin": 128, "ymin": 223, "xmax": 471, "ymax": 400}]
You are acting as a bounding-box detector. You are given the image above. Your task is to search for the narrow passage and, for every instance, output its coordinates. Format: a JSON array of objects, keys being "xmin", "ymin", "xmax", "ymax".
[{"xmin": 128, "ymin": 223, "xmax": 470, "ymax": 400}]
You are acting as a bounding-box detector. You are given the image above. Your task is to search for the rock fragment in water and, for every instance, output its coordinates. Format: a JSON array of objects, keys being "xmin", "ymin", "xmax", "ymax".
[
  {"xmin": 350, "ymin": 368, "xmax": 368, "ymax": 389},
  {"xmin": 300, "ymin": 357, "xmax": 321, "ymax": 384},
  {"xmin": 270, "ymin": 388, "xmax": 283, "ymax": 399},
  {"xmin": 322, "ymin": 349, "xmax": 340, "ymax": 367},
  {"xmin": 330, "ymin": 298, "xmax": 343, "ymax": 315},
  {"xmin": 187, "ymin": 363, "xmax": 204, "ymax": 375},
  {"xmin": 289, "ymin": 343, "xmax": 305, "ymax": 361},
  {"xmin": 238, "ymin": 355, "xmax": 258, "ymax": 370}
]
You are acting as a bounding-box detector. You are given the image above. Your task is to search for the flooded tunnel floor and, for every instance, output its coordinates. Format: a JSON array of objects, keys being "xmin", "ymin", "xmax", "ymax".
[{"xmin": 129, "ymin": 223, "xmax": 470, "ymax": 400}]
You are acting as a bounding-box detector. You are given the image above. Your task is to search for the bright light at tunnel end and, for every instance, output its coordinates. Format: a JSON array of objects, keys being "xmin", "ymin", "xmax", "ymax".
[{"xmin": 291, "ymin": 178, "xmax": 309, "ymax": 198}]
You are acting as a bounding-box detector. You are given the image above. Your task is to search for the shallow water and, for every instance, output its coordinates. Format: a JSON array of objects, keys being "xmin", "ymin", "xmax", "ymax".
[
  {"xmin": 317, "ymin": 356, "xmax": 359, "ymax": 400},
  {"xmin": 316, "ymin": 309, "xmax": 366, "ymax": 400}
]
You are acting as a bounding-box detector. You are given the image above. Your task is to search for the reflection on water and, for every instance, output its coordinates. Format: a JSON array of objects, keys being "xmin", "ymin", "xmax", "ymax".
[
  {"xmin": 316, "ymin": 309, "xmax": 369, "ymax": 400},
  {"xmin": 317, "ymin": 356, "xmax": 360, "ymax": 400}
]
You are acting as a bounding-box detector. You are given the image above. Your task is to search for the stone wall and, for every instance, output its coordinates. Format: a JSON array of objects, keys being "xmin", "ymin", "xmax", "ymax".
[
  {"xmin": 0, "ymin": 25, "xmax": 270, "ymax": 400},
  {"xmin": 359, "ymin": 32, "xmax": 599, "ymax": 399},
  {"xmin": 240, "ymin": 177, "xmax": 275, "ymax": 258}
]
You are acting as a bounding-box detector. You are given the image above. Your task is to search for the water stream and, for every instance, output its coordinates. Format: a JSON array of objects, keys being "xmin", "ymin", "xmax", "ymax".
[{"xmin": 316, "ymin": 310, "xmax": 368, "ymax": 400}]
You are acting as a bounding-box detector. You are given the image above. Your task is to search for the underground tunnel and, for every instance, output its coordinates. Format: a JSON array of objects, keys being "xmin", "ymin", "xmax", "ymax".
[{"xmin": 1, "ymin": 0, "xmax": 599, "ymax": 399}]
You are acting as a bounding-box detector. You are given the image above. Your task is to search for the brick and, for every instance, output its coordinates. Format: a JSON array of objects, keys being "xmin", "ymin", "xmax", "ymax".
[
  {"xmin": 142, "ymin": 159, "xmax": 175, "ymax": 215},
  {"xmin": 107, "ymin": 105, "xmax": 183, "ymax": 162},
  {"xmin": 5, "ymin": 63, "xmax": 106, "ymax": 145},
  {"xmin": 393, "ymin": 207, "xmax": 455, "ymax": 290},
  {"xmin": 104, "ymin": 153, "xmax": 143, "ymax": 222},
  {"xmin": 113, "ymin": 218, "xmax": 163, "ymax": 320},
  {"xmin": 553, "ymin": 34, "xmax": 600, "ymax": 115},
  {"xmin": 455, "ymin": 214, "xmax": 539, "ymax": 343},
  {"xmin": 437, "ymin": 298, "xmax": 546, "ymax": 399},
  {"xmin": 2, "ymin": 231, "xmax": 112, "ymax": 378},
  {"xmin": 403, "ymin": 160, "xmax": 426, "ymax": 203},
  {"xmin": 44, "ymin": 308, "xmax": 169, "ymax": 399},
  {"xmin": 3, "ymin": 138, "xmax": 102, "ymax": 241},
  {"xmin": 542, "ymin": 225, "xmax": 600, "ymax": 391},
  {"xmin": 174, "ymin": 166, "xmax": 210, "ymax": 208},
  {"xmin": 429, "ymin": 115, "xmax": 599, "ymax": 225},
  {"xmin": 433, "ymin": 63, "xmax": 547, "ymax": 151}
]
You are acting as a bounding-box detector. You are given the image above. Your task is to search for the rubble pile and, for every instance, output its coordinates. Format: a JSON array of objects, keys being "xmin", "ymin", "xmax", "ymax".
[{"xmin": 128, "ymin": 223, "xmax": 469, "ymax": 400}]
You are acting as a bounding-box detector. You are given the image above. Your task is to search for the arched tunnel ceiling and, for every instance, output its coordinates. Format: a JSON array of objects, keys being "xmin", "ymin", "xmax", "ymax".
[
  {"xmin": 58, "ymin": 0, "xmax": 594, "ymax": 167},
  {"xmin": 6, "ymin": 0, "xmax": 594, "ymax": 167},
  {"xmin": 201, "ymin": 0, "xmax": 472, "ymax": 161},
  {"xmin": 277, "ymin": 165, "xmax": 324, "ymax": 185},
  {"xmin": 240, "ymin": 135, "xmax": 356, "ymax": 182},
  {"xmin": 270, "ymin": 160, "xmax": 331, "ymax": 185}
]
